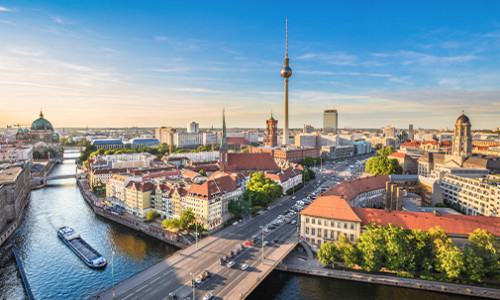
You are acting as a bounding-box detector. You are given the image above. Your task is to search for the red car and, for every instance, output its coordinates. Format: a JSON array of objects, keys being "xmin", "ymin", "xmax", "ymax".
[{"xmin": 244, "ymin": 240, "xmax": 252, "ymax": 246}]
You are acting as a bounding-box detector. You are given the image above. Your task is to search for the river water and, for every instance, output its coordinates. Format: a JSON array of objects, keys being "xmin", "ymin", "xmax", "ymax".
[{"xmin": 0, "ymin": 151, "xmax": 478, "ymax": 300}]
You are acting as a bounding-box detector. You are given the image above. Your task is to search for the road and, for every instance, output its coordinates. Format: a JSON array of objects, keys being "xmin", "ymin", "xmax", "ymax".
[{"xmin": 100, "ymin": 155, "xmax": 370, "ymax": 300}]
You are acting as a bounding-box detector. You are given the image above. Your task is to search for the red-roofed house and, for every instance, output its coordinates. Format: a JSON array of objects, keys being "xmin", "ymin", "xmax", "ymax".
[
  {"xmin": 219, "ymin": 152, "xmax": 280, "ymax": 175},
  {"xmin": 265, "ymin": 166, "xmax": 303, "ymax": 193},
  {"xmin": 301, "ymin": 195, "xmax": 500, "ymax": 250},
  {"xmin": 323, "ymin": 175, "xmax": 389, "ymax": 208},
  {"xmin": 124, "ymin": 181, "xmax": 155, "ymax": 216}
]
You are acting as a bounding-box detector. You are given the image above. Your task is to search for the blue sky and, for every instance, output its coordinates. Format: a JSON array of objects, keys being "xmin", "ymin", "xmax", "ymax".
[{"xmin": 1, "ymin": 1, "xmax": 500, "ymax": 129}]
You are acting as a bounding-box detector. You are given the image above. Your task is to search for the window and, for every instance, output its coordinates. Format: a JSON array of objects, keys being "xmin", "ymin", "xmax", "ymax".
[
  {"xmin": 318, "ymin": 220, "xmax": 321, "ymax": 225},
  {"xmin": 324, "ymin": 231, "xmax": 328, "ymax": 238},
  {"xmin": 350, "ymin": 224, "xmax": 354, "ymax": 230},
  {"xmin": 330, "ymin": 231, "xmax": 334, "ymax": 239},
  {"xmin": 317, "ymin": 229, "xmax": 322, "ymax": 237},
  {"xmin": 337, "ymin": 222, "xmax": 341, "ymax": 228},
  {"xmin": 330, "ymin": 221, "xmax": 334, "ymax": 227},
  {"xmin": 311, "ymin": 228, "xmax": 315, "ymax": 235},
  {"xmin": 312, "ymin": 219, "xmax": 315, "ymax": 224},
  {"xmin": 344, "ymin": 223, "xmax": 347, "ymax": 229},
  {"xmin": 306, "ymin": 217, "xmax": 309, "ymax": 223},
  {"xmin": 312, "ymin": 238, "xmax": 315, "ymax": 244},
  {"xmin": 350, "ymin": 234, "xmax": 354, "ymax": 241},
  {"xmin": 305, "ymin": 227, "xmax": 309, "ymax": 234}
]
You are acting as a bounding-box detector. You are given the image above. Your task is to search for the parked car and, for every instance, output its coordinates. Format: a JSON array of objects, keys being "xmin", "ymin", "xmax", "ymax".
[
  {"xmin": 203, "ymin": 293, "xmax": 213, "ymax": 300},
  {"xmin": 168, "ymin": 292, "xmax": 178, "ymax": 300},
  {"xmin": 244, "ymin": 240, "xmax": 252, "ymax": 246},
  {"xmin": 227, "ymin": 261, "xmax": 235, "ymax": 268},
  {"xmin": 241, "ymin": 264, "xmax": 249, "ymax": 270},
  {"xmin": 263, "ymin": 241, "xmax": 269, "ymax": 246}
]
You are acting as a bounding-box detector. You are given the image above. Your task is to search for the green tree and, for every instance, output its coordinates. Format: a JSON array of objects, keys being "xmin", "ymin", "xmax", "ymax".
[
  {"xmin": 146, "ymin": 210, "xmax": 159, "ymax": 221},
  {"xmin": 464, "ymin": 249, "xmax": 485, "ymax": 282},
  {"xmin": 429, "ymin": 226, "xmax": 465, "ymax": 279},
  {"xmin": 377, "ymin": 146, "xmax": 395, "ymax": 157},
  {"xmin": 243, "ymin": 172, "xmax": 283, "ymax": 207},
  {"xmin": 318, "ymin": 242, "xmax": 337, "ymax": 265},
  {"xmin": 468, "ymin": 229, "xmax": 500, "ymax": 280},
  {"xmin": 383, "ymin": 224, "xmax": 413, "ymax": 272},
  {"xmin": 162, "ymin": 218, "xmax": 181, "ymax": 230},
  {"xmin": 199, "ymin": 170, "xmax": 207, "ymax": 176},
  {"xmin": 365, "ymin": 156, "xmax": 402, "ymax": 175},
  {"xmin": 228, "ymin": 196, "xmax": 251, "ymax": 218},
  {"xmin": 336, "ymin": 233, "xmax": 358, "ymax": 267},
  {"xmin": 356, "ymin": 225, "xmax": 386, "ymax": 272},
  {"xmin": 179, "ymin": 209, "xmax": 196, "ymax": 230}
]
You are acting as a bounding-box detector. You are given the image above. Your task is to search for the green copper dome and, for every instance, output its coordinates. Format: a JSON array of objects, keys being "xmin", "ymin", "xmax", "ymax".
[{"xmin": 31, "ymin": 111, "xmax": 54, "ymax": 131}]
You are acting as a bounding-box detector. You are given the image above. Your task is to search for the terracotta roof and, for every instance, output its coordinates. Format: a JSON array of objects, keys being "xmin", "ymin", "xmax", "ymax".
[
  {"xmin": 224, "ymin": 153, "xmax": 280, "ymax": 172},
  {"xmin": 463, "ymin": 157, "xmax": 489, "ymax": 169},
  {"xmin": 125, "ymin": 181, "xmax": 155, "ymax": 192},
  {"xmin": 353, "ymin": 208, "xmax": 500, "ymax": 237},
  {"xmin": 265, "ymin": 166, "xmax": 301, "ymax": 183},
  {"xmin": 389, "ymin": 152, "xmax": 410, "ymax": 159},
  {"xmin": 185, "ymin": 164, "xmax": 219, "ymax": 172},
  {"xmin": 323, "ymin": 175, "xmax": 389, "ymax": 203},
  {"xmin": 227, "ymin": 137, "xmax": 249, "ymax": 145},
  {"xmin": 182, "ymin": 169, "xmax": 201, "ymax": 179},
  {"xmin": 401, "ymin": 141, "xmax": 421, "ymax": 148},
  {"xmin": 187, "ymin": 175, "xmax": 239, "ymax": 200},
  {"xmin": 301, "ymin": 196, "xmax": 361, "ymax": 223}
]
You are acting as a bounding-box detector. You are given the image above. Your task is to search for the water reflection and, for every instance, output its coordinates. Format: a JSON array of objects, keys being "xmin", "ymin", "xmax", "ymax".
[{"xmin": 0, "ymin": 151, "xmax": 176, "ymax": 300}]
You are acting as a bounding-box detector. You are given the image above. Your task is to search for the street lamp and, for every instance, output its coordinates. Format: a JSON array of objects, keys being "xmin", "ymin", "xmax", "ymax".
[
  {"xmin": 297, "ymin": 212, "xmax": 300, "ymax": 234},
  {"xmin": 260, "ymin": 225, "xmax": 264, "ymax": 263},
  {"xmin": 189, "ymin": 272, "xmax": 195, "ymax": 300}
]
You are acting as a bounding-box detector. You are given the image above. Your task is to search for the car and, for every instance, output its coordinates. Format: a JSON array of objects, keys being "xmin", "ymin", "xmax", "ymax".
[
  {"xmin": 199, "ymin": 274, "xmax": 206, "ymax": 281},
  {"xmin": 203, "ymin": 293, "xmax": 213, "ymax": 300},
  {"xmin": 232, "ymin": 221, "xmax": 239, "ymax": 226},
  {"xmin": 220, "ymin": 257, "xmax": 225, "ymax": 265},
  {"xmin": 227, "ymin": 261, "xmax": 235, "ymax": 268},
  {"xmin": 291, "ymin": 220, "xmax": 297, "ymax": 225},
  {"xmin": 168, "ymin": 292, "xmax": 178, "ymax": 300},
  {"xmin": 244, "ymin": 240, "xmax": 252, "ymax": 246},
  {"xmin": 264, "ymin": 228, "xmax": 270, "ymax": 233},
  {"xmin": 273, "ymin": 239, "xmax": 279, "ymax": 244},
  {"xmin": 263, "ymin": 241, "xmax": 269, "ymax": 246},
  {"xmin": 236, "ymin": 248, "xmax": 241, "ymax": 255},
  {"xmin": 241, "ymin": 264, "xmax": 249, "ymax": 270},
  {"xmin": 292, "ymin": 196, "xmax": 296, "ymax": 199},
  {"xmin": 196, "ymin": 278, "xmax": 202, "ymax": 284}
]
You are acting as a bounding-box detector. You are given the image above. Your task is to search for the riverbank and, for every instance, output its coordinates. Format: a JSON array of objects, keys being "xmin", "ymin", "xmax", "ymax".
[
  {"xmin": 276, "ymin": 248, "xmax": 500, "ymax": 299},
  {"xmin": 76, "ymin": 178, "xmax": 190, "ymax": 249}
]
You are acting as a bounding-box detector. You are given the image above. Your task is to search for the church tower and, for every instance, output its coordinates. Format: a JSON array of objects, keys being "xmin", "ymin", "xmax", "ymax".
[
  {"xmin": 220, "ymin": 108, "xmax": 228, "ymax": 172},
  {"xmin": 452, "ymin": 112, "xmax": 472, "ymax": 158},
  {"xmin": 265, "ymin": 114, "xmax": 278, "ymax": 147}
]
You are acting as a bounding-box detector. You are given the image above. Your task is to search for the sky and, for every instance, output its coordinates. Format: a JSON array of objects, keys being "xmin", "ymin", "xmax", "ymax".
[{"xmin": 1, "ymin": 1, "xmax": 500, "ymax": 130}]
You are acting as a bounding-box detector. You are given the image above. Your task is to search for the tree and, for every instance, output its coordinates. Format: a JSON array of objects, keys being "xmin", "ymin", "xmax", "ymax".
[
  {"xmin": 377, "ymin": 146, "xmax": 395, "ymax": 157},
  {"xmin": 179, "ymin": 209, "xmax": 196, "ymax": 230},
  {"xmin": 162, "ymin": 218, "xmax": 181, "ymax": 230},
  {"xmin": 336, "ymin": 233, "xmax": 358, "ymax": 267},
  {"xmin": 199, "ymin": 170, "xmax": 207, "ymax": 176},
  {"xmin": 464, "ymin": 249, "xmax": 485, "ymax": 282},
  {"xmin": 229, "ymin": 196, "xmax": 251, "ymax": 218},
  {"xmin": 318, "ymin": 242, "xmax": 337, "ymax": 265},
  {"xmin": 146, "ymin": 210, "xmax": 159, "ymax": 221},
  {"xmin": 383, "ymin": 224, "xmax": 413, "ymax": 272},
  {"xmin": 356, "ymin": 225, "xmax": 386, "ymax": 272},
  {"xmin": 365, "ymin": 156, "xmax": 402, "ymax": 175},
  {"xmin": 467, "ymin": 229, "xmax": 500, "ymax": 280},
  {"xmin": 429, "ymin": 226, "xmax": 465, "ymax": 279},
  {"xmin": 243, "ymin": 172, "xmax": 283, "ymax": 207}
]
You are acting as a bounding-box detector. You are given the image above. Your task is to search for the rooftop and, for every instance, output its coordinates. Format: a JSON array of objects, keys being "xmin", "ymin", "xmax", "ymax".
[
  {"xmin": 0, "ymin": 166, "xmax": 23, "ymax": 184},
  {"xmin": 301, "ymin": 195, "xmax": 362, "ymax": 223},
  {"xmin": 323, "ymin": 175, "xmax": 389, "ymax": 203}
]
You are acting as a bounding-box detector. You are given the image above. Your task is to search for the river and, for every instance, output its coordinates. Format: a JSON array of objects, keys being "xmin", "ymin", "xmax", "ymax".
[{"xmin": 0, "ymin": 151, "xmax": 477, "ymax": 300}]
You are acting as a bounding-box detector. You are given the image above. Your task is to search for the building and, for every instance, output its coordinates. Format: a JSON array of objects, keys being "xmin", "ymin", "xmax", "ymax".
[
  {"xmin": 203, "ymin": 132, "xmax": 219, "ymax": 146},
  {"xmin": 294, "ymin": 134, "xmax": 318, "ymax": 148},
  {"xmin": 187, "ymin": 122, "xmax": 199, "ymax": 133},
  {"xmin": 281, "ymin": 19, "xmax": 292, "ymax": 145},
  {"xmin": 382, "ymin": 125, "xmax": 396, "ymax": 138},
  {"xmin": 303, "ymin": 124, "xmax": 314, "ymax": 134},
  {"xmin": 387, "ymin": 174, "xmax": 441, "ymax": 207},
  {"xmin": 125, "ymin": 182, "xmax": 155, "ymax": 216},
  {"xmin": 92, "ymin": 139, "xmax": 124, "ymax": 150},
  {"xmin": 173, "ymin": 132, "xmax": 203, "ymax": 148},
  {"xmin": 409, "ymin": 124, "xmax": 414, "ymax": 140},
  {"xmin": 323, "ymin": 175, "xmax": 389, "ymax": 208},
  {"xmin": 323, "ymin": 109, "xmax": 338, "ymax": 134},
  {"xmin": 265, "ymin": 166, "xmax": 303, "ymax": 193},
  {"xmin": 106, "ymin": 174, "xmax": 142, "ymax": 202},
  {"xmin": 388, "ymin": 152, "xmax": 418, "ymax": 174},
  {"xmin": 300, "ymin": 195, "xmax": 362, "ymax": 248},
  {"xmin": 439, "ymin": 172, "xmax": 500, "ymax": 217},
  {"xmin": 265, "ymin": 116, "xmax": 278, "ymax": 147},
  {"xmin": 15, "ymin": 110, "xmax": 60, "ymax": 144},
  {"xmin": 351, "ymin": 141, "xmax": 372, "ymax": 156},
  {"xmin": 452, "ymin": 114, "xmax": 472, "ymax": 158},
  {"xmin": 250, "ymin": 147, "xmax": 321, "ymax": 163},
  {"xmin": 129, "ymin": 138, "xmax": 160, "ymax": 150},
  {"xmin": 155, "ymin": 127, "xmax": 176, "ymax": 145},
  {"xmin": 301, "ymin": 195, "xmax": 500, "ymax": 250},
  {"xmin": 0, "ymin": 164, "xmax": 31, "ymax": 246},
  {"xmin": 219, "ymin": 152, "xmax": 280, "ymax": 174},
  {"xmin": 385, "ymin": 182, "xmax": 404, "ymax": 211},
  {"xmin": 321, "ymin": 145, "xmax": 354, "ymax": 161}
]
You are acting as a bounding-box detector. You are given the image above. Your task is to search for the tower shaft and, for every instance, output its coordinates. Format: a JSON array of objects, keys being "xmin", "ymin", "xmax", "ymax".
[{"xmin": 283, "ymin": 78, "xmax": 289, "ymax": 145}]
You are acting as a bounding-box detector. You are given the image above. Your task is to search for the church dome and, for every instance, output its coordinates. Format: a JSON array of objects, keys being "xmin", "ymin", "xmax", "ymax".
[
  {"xmin": 456, "ymin": 113, "xmax": 470, "ymax": 124},
  {"xmin": 31, "ymin": 111, "xmax": 54, "ymax": 131}
]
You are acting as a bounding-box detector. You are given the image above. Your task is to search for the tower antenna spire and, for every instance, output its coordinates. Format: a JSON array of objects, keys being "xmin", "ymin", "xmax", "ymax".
[{"xmin": 285, "ymin": 17, "xmax": 288, "ymax": 58}]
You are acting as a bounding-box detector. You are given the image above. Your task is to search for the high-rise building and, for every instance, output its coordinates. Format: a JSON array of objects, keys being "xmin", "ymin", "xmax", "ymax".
[
  {"xmin": 303, "ymin": 124, "xmax": 314, "ymax": 133},
  {"xmin": 382, "ymin": 125, "xmax": 396, "ymax": 138},
  {"xmin": 323, "ymin": 109, "xmax": 338, "ymax": 134},
  {"xmin": 187, "ymin": 122, "xmax": 199, "ymax": 133},
  {"xmin": 265, "ymin": 115, "xmax": 278, "ymax": 147},
  {"xmin": 452, "ymin": 113, "xmax": 472, "ymax": 158},
  {"xmin": 409, "ymin": 124, "xmax": 414, "ymax": 140},
  {"xmin": 281, "ymin": 18, "xmax": 292, "ymax": 145}
]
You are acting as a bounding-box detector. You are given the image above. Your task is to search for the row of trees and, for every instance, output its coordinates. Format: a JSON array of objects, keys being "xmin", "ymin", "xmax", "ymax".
[
  {"xmin": 33, "ymin": 149, "xmax": 58, "ymax": 160},
  {"xmin": 162, "ymin": 209, "xmax": 196, "ymax": 231},
  {"xmin": 365, "ymin": 146, "xmax": 403, "ymax": 175},
  {"xmin": 301, "ymin": 156, "xmax": 324, "ymax": 168},
  {"xmin": 318, "ymin": 225, "xmax": 500, "ymax": 283}
]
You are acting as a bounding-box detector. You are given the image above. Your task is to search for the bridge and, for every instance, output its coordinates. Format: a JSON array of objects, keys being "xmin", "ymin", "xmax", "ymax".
[
  {"xmin": 45, "ymin": 174, "xmax": 76, "ymax": 181},
  {"xmin": 100, "ymin": 178, "xmax": 317, "ymax": 300}
]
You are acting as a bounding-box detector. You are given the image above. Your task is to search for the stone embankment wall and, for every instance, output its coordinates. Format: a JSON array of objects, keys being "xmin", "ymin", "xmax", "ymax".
[{"xmin": 276, "ymin": 263, "xmax": 500, "ymax": 299}]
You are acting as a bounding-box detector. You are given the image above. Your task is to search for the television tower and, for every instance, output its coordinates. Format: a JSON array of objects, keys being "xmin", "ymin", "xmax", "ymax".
[{"xmin": 281, "ymin": 18, "xmax": 292, "ymax": 145}]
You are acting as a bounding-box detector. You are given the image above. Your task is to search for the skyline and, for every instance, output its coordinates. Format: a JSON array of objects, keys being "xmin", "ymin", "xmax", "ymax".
[{"xmin": 1, "ymin": 1, "xmax": 500, "ymax": 129}]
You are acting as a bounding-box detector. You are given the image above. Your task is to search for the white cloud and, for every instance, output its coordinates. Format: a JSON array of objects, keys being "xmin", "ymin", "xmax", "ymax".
[
  {"xmin": 8, "ymin": 47, "xmax": 44, "ymax": 57},
  {"xmin": 170, "ymin": 87, "xmax": 223, "ymax": 93},
  {"xmin": 0, "ymin": 6, "xmax": 13, "ymax": 12},
  {"xmin": 297, "ymin": 52, "xmax": 357, "ymax": 66}
]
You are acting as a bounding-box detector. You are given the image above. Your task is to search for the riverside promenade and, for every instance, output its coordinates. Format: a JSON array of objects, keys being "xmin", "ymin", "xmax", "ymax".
[{"xmin": 276, "ymin": 248, "xmax": 500, "ymax": 299}]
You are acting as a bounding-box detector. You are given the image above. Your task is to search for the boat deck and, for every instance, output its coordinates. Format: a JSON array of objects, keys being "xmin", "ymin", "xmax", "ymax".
[{"xmin": 70, "ymin": 238, "xmax": 99, "ymax": 261}]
